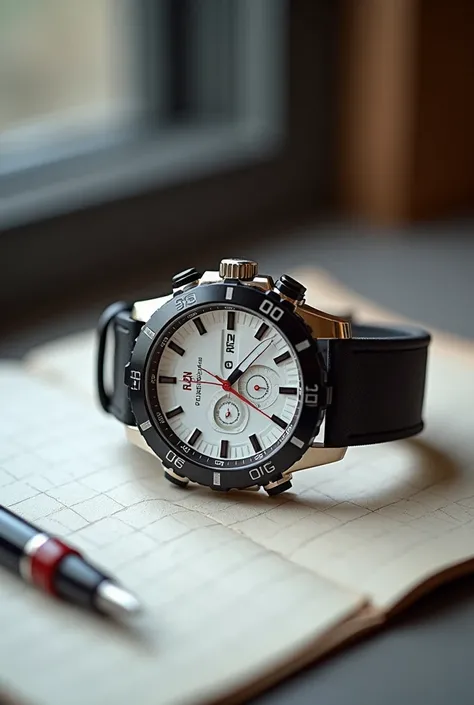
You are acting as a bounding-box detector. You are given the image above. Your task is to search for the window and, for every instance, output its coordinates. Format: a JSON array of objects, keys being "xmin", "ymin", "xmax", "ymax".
[
  {"xmin": 1, "ymin": 0, "xmax": 336, "ymax": 318},
  {"xmin": 0, "ymin": 0, "xmax": 285, "ymax": 227},
  {"xmin": 0, "ymin": 0, "xmax": 134, "ymax": 171}
]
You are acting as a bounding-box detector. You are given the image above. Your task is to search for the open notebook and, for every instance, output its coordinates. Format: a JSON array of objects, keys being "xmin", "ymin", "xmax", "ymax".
[{"xmin": 1, "ymin": 269, "xmax": 473, "ymax": 705}]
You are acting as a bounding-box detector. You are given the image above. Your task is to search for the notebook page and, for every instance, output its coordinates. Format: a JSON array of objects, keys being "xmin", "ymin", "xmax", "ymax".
[
  {"xmin": 0, "ymin": 365, "xmax": 363, "ymax": 705},
  {"xmin": 230, "ymin": 349, "xmax": 474, "ymax": 609},
  {"xmin": 24, "ymin": 268, "xmax": 474, "ymax": 611}
]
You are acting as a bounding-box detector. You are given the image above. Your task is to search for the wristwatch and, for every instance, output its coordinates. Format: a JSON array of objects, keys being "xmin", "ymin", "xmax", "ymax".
[{"xmin": 97, "ymin": 259, "xmax": 430, "ymax": 496}]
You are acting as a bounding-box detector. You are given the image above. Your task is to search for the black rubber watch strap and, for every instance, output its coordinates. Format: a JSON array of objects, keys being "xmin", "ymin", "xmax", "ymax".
[
  {"xmin": 324, "ymin": 323, "xmax": 430, "ymax": 447},
  {"xmin": 97, "ymin": 303, "xmax": 142, "ymax": 426}
]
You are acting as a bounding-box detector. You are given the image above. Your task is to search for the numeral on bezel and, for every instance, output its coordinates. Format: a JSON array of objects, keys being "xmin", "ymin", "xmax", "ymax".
[
  {"xmin": 129, "ymin": 369, "xmax": 141, "ymax": 390},
  {"xmin": 249, "ymin": 462, "xmax": 275, "ymax": 481},
  {"xmin": 259, "ymin": 299, "xmax": 284, "ymax": 321},
  {"xmin": 305, "ymin": 384, "xmax": 319, "ymax": 406},
  {"xmin": 175, "ymin": 293, "xmax": 197, "ymax": 312},
  {"xmin": 165, "ymin": 449, "xmax": 185, "ymax": 470}
]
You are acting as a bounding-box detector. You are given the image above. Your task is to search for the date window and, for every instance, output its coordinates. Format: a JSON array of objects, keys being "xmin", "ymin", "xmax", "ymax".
[{"xmin": 221, "ymin": 329, "xmax": 238, "ymax": 375}]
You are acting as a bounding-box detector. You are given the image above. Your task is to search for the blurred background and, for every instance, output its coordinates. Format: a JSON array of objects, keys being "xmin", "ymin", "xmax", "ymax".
[{"xmin": 1, "ymin": 0, "xmax": 473, "ymax": 355}]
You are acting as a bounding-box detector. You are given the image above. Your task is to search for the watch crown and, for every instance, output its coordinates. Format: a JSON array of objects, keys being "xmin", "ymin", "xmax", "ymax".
[{"xmin": 219, "ymin": 258, "xmax": 258, "ymax": 281}]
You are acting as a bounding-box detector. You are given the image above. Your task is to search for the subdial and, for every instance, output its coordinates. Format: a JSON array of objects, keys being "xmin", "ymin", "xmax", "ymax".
[
  {"xmin": 210, "ymin": 393, "xmax": 249, "ymax": 434},
  {"xmin": 238, "ymin": 365, "xmax": 279, "ymax": 410},
  {"xmin": 217, "ymin": 399, "xmax": 241, "ymax": 426},
  {"xmin": 245, "ymin": 374, "xmax": 269, "ymax": 401}
]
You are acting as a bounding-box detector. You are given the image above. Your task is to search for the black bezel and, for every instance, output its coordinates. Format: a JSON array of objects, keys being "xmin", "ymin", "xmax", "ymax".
[
  {"xmin": 145, "ymin": 302, "xmax": 305, "ymax": 472},
  {"xmin": 129, "ymin": 283, "xmax": 326, "ymax": 490}
]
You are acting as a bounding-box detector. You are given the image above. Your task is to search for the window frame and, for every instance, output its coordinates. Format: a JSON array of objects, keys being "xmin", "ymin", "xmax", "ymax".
[
  {"xmin": 0, "ymin": 0, "xmax": 337, "ymax": 328},
  {"xmin": 0, "ymin": 0, "xmax": 285, "ymax": 228}
]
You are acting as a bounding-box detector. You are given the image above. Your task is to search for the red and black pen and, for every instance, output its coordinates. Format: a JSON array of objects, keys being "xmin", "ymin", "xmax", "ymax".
[{"xmin": 0, "ymin": 504, "xmax": 141, "ymax": 618}]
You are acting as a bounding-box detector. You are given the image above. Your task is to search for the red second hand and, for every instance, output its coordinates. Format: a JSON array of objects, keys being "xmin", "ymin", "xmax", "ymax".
[{"xmin": 201, "ymin": 367, "xmax": 273, "ymax": 421}]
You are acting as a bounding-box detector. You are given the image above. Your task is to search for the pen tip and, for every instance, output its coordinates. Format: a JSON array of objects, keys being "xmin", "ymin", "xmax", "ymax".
[{"xmin": 95, "ymin": 580, "xmax": 142, "ymax": 618}]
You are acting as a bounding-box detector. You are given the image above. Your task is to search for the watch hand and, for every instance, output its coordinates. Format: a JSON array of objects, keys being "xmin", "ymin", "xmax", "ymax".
[
  {"xmin": 201, "ymin": 367, "xmax": 226, "ymax": 385},
  {"xmin": 226, "ymin": 338, "xmax": 273, "ymax": 386},
  {"xmin": 178, "ymin": 378, "xmax": 221, "ymax": 386}
]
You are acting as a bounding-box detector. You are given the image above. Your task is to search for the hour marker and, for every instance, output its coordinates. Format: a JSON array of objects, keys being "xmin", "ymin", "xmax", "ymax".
[
  {"xmin": 188, "ymin": 428, "xmax": 202, "ymax": 446},
  {"xmin": 255, "ymin": 322, "xmax": 269, "ymax": 340},
  {"xmin": 220, "ymin": 440, "xmax": 229, "ymax": 458},
  {"xmin": 143, "ymin": 326, "xmax": 156, "ymax": 339},
  {"xmin": 249, "ymin": 434, "xmax": 262, "ymax": 453},
  {"xmin": 271, "ymin": 414, "xmax": 288, "ymax": 430},
  {"xmin": 290, "ymin": 436, "xmax": 305, "ymax": 448},
  {"xmin": 279, "ymin": 386, "xmax": 297, "ymax": 395},
  {"xmin": 213, "ymin": 472, "xmax": 221, "ymax": 486},
  {"xmin": 296, "ymin": 340, "xmax": 311, "ymax": 352},
  {"xmin": 159, "ymin": 375, "xmax": 177, "ymax": 384},
  {"xmin": 227, "ymin": 311, "xmax": 235, "ymax": 330},
  {"xmin": 168, "ymin": 341, "xmax": 185, "ymax": 356},
  {"xmin": 140, "ymin": 420, "xmax": 152, "ymax": 432},
  {"xmin": 225, "ymin": 287, "xmax": 234, "ymax": 300},
  {"xmin": 274, "ymin": 351, "xmax": 291, "ymax": 365},
  {"xmin": 165, "ymin": 406, "xmax": 184, "ymax": 420},
  {"xmin": 193, "ymin": 317, "xmax": 207, "ymax": 336}
]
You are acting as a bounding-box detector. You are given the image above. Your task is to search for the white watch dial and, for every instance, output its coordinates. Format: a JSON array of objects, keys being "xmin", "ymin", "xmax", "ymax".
[{"xmin": 153, "ymin": 305, "xmax": 303, "ymax": 467}]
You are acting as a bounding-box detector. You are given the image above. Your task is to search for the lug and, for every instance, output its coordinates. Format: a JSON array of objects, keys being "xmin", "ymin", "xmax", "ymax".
[
  {"xmin": 287, "ymin": 444, "xmax": 347, "ymax": 473},
  {"xmin": 126, "ymin": 425, "xmax": 157, "ymax": 455},
  {"xmin": 132, "ymin": 293, "xmax": 173, "ymax": 323},
  {"xmin": 295, "ymin": 300, "xmax": 351, "ymax": 339}
]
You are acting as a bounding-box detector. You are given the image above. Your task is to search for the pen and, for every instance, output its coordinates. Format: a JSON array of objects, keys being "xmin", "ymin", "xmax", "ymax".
[{"xmin": 0, "ymin": 504, "xmax": 141, "ymax": 618}]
